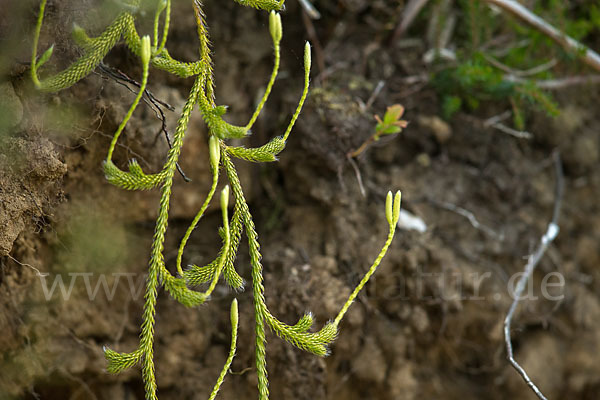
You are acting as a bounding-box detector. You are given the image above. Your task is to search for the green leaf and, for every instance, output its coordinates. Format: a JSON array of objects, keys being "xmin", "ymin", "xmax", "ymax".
[
  {"xmin": 383, "ymin": 104, "xmax": 405, "ymax": 125},
  {"xmin": 35, "ymin": 45, "xmax": 54, "ymax": 70},
  {"xmin": 382, "ymin": 126, "xmax": 402, "ymax": 135}
]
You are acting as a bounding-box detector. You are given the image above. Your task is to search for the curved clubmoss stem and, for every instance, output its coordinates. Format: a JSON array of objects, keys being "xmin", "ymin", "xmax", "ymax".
[
  {"xmin": 282, "ymin": 42, "xmax": 311, "ymax": 142},
  {"xmin": 30, "ymin": 0, "xmax": 47, "ymax": 87},
  {"xmin": 157, "ymin": 0, "xmax": 172, "ymax": 54},
  {"xmin": 245, "ymin": 12, "xmax": 281, "ymax": 130},
  {"xmin": 202, "ymin": 185, "xmax": 231, "ymax": 298},
  {"xmin": 152, "ymin": 1, "xmax": 163, "ymax": 51},
  {"xmin": 175, "ymin": 146, "xmax": 221, "ymax": 277},
  {"xmin": 333, "ymin": 223, "xmax": 397, "ymax": 327},
  {"xmin": 107, "ymin": 36, "xmax": 151, "ymax": 162},
  {"xmin": 207, "ymin": 298, "xmax": 239, "ymax": 400}
]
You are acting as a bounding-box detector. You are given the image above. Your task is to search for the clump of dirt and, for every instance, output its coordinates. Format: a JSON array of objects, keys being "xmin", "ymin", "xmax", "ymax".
[
  {"xmin": 0, "ymin": 128, "xmax": 67, "ymax": 257},
  {"xmin": 2, "ymin": 1, "xmax": 600, "ymax": 400}
]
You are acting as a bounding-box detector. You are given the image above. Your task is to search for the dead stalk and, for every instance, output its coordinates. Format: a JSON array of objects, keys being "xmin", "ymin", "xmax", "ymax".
[{"xmin": 503, "ymin": 151, "xmax": 564, "ymax": 400}]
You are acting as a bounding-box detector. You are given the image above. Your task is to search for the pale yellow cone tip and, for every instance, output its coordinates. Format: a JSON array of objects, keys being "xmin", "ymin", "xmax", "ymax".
[
  {"xmin": 209, "ymin": 135, "xmax": 220, "ymax": 170},
  {"xmin": 230, "ymin": 298, "xmax": 239, "ymax": 327},
  {"xmin": 269, "ymin": 11, "xmax": 282, "ymax": 43},
  {"xmin": 393, "ymin": 190, "xmax": 402, "ymax": 224},
  {"xmin": 385, "ymin": 191, "xmax": 393, "ymax": 225},
  {"xmin": 141, "ymin": 35, "xmax": 151, "ymax": 65},
  {"xmin": 304, "ymin": 41, "xmax": 312, "ymax": 71},
  {"xmin": 221, "ymin": 185, "xmax": 230, "ymax": 211}
]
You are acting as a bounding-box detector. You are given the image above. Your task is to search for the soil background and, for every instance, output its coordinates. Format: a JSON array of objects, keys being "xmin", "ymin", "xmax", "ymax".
[{"xmin": 1, "ymin": 1, "xmax": 600, "ymax": 399}]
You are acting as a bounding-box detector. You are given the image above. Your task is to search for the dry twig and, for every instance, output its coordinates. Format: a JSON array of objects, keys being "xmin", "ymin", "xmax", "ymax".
[
  {"xmin": 482, "ymin": 53, "xmax": 557, "ymax": 77},
  {"xmin": 504, "ymin": 74, "xmax": 600, "ymax": 89},
  {"xmin": 431, "ymin": 200, "xmax": 505, "ymax": 240},
  {"xmin": 346, "ymin": 155, "xmax": 367, "ymax": 197},
  {"xmin": 301, "ymin": 9, "xmax": 325, "ymax": 81},
  {"xmin": 484, "ymin": 0, "xmax": 600, "ymax": 72},
  {"xmin": 483, "ymin": 112, "xmax": 533, "ymax": 139},
  {"xmin": 503, "ymin": 151, "xmax": 564, "ymax": 400},
  {"xmin": 392, "ymin": 0, "xmax": 432, "ymax": 41},
  {"xmin": 298, "ymin": 0, "xmax": 321, "ymax": 19},
  {"xmin": 97, "ymin": 63, "xmax": 191, "ymax": 182}
]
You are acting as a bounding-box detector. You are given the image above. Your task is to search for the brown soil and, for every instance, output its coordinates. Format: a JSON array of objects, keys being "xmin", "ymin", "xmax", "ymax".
[{"xmin": 1, "ymin": 1, "xmax": 600, "ymax": 400}]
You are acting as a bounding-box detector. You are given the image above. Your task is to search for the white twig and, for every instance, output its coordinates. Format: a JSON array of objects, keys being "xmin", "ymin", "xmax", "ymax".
[
  {"xmin": 483, "ymin": 53, "xmax": 557, "ymax": 77},
  {"xmin": 432, "ymin": 200, "xmax": 504, "ymax": 240},
  {"xmin": 393, "ymin": 0, "xmax": 432, "ymax": 40},
  {"xmin": 483, "ymin": 110, "xmax": 512, "ymax": 126},
  {"xmin": 503, "ymin": 151, "xmax": 564, "ymax": 400},
  {"xmin": 483, "ymin": 111, "xmax": 533, "ymax": 139},
  {"xmin": 505, "ymin": 74, "xmax": 600, "ymax": 89},
  {"xmin": 298, "ymin": 0, "xmax": 321, "ymax": 20},
  {"xmin": 347, "ymin": 156, "xmax": 366, "ymax": 197},
  {"xmin": 488, "ymin": 38, "xmax": 531, "ymax": 58},
  {"xmin": 6, "ymin": 254, "xmax": 48, "ymax": 277},
  {"xmin": 484, "ymin": 0, "xmax": 600, "ymax": 72},
  {"xmin": 423, "ymin": 48, "xmax": 456, "ymax": 63},
  {"xmin": 518, "ymin": 59, "xmax": 558, "ymax": 77},
  {"xmin": 363, "ymin": 80, "xmax": 385, "ymax": 111},
  {"xmin": 490, "ymin": 123, "xmax": 533, "ymax": 139},
  {"xmin": 426, "ymin": 0, "xmax": 455, "ymax": 49}
]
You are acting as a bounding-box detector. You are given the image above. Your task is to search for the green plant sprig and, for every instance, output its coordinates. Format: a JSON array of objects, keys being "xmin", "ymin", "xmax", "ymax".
[
  {"xmin": 31, "ymin": 1, "xmax": 402, "ymax": 399},
  {"xmin": 348, "ymin": 104, "xmax": 408, "ymax": 158}
]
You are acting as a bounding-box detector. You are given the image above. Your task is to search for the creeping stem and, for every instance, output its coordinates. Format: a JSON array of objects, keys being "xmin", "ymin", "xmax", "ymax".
[{"xmin": 203, "ymin": 185, "xmax": 231, "ymax": 299}]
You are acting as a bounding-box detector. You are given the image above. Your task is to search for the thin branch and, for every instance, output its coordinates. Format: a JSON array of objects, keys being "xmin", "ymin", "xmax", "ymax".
[
  {"xmin": 504, "ymin": 74, "xmax": 600, "ymax": 89},
  {"xmin": 362, "ymin": 80, "xmax": 385, "ymax": 111},
  {"xmin": 299, "ymin": 0, "xmax": 321, "ymax": 19},
  {"xmin": 487, "ymin": 38, "xmax": 532, "ymax": 58},
  {"xmin": 484, "ymin": 0, "xmax": 600, "ymax": 72},
  {"xmin": 392, "ymin": 0, "xmax": 432, "ymax": 41},
  {"xmin": 503, "ymin": 151, "xmax": 564, "ymax": 400},
  {"xmin": 483, "ymin": 110, "xmax": 512, "ymax": 126},
  {"xmin": 482, "ymin": 53, "xmax": 557, "ymax": 77},
  {"xmin": 301, "ymin": 10, "xmax": 325, "ymax": 81},
  {"xmin": 346, "ymin": 155, "xmax": 366, "ymax": 197},
  {"xmin": 430, "ymin": 200, "xmax": 504, "ymax": 240},
  {"xmin": 489, "ymin": 123, "xmax": 533, "ymax": 139},
  {"xmin": 97, "ymin": 63, "xmax": 191, "ymax": 182},
  {"xmin": 6, "ymin": 254, "xmax": 47, "ymax": 277}
]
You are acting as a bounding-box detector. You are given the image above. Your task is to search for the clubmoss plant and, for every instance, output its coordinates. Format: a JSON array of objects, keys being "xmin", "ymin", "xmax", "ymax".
[{"xmin": 31, "ymin": 1, "xmax": 402, "ymax": 399}]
